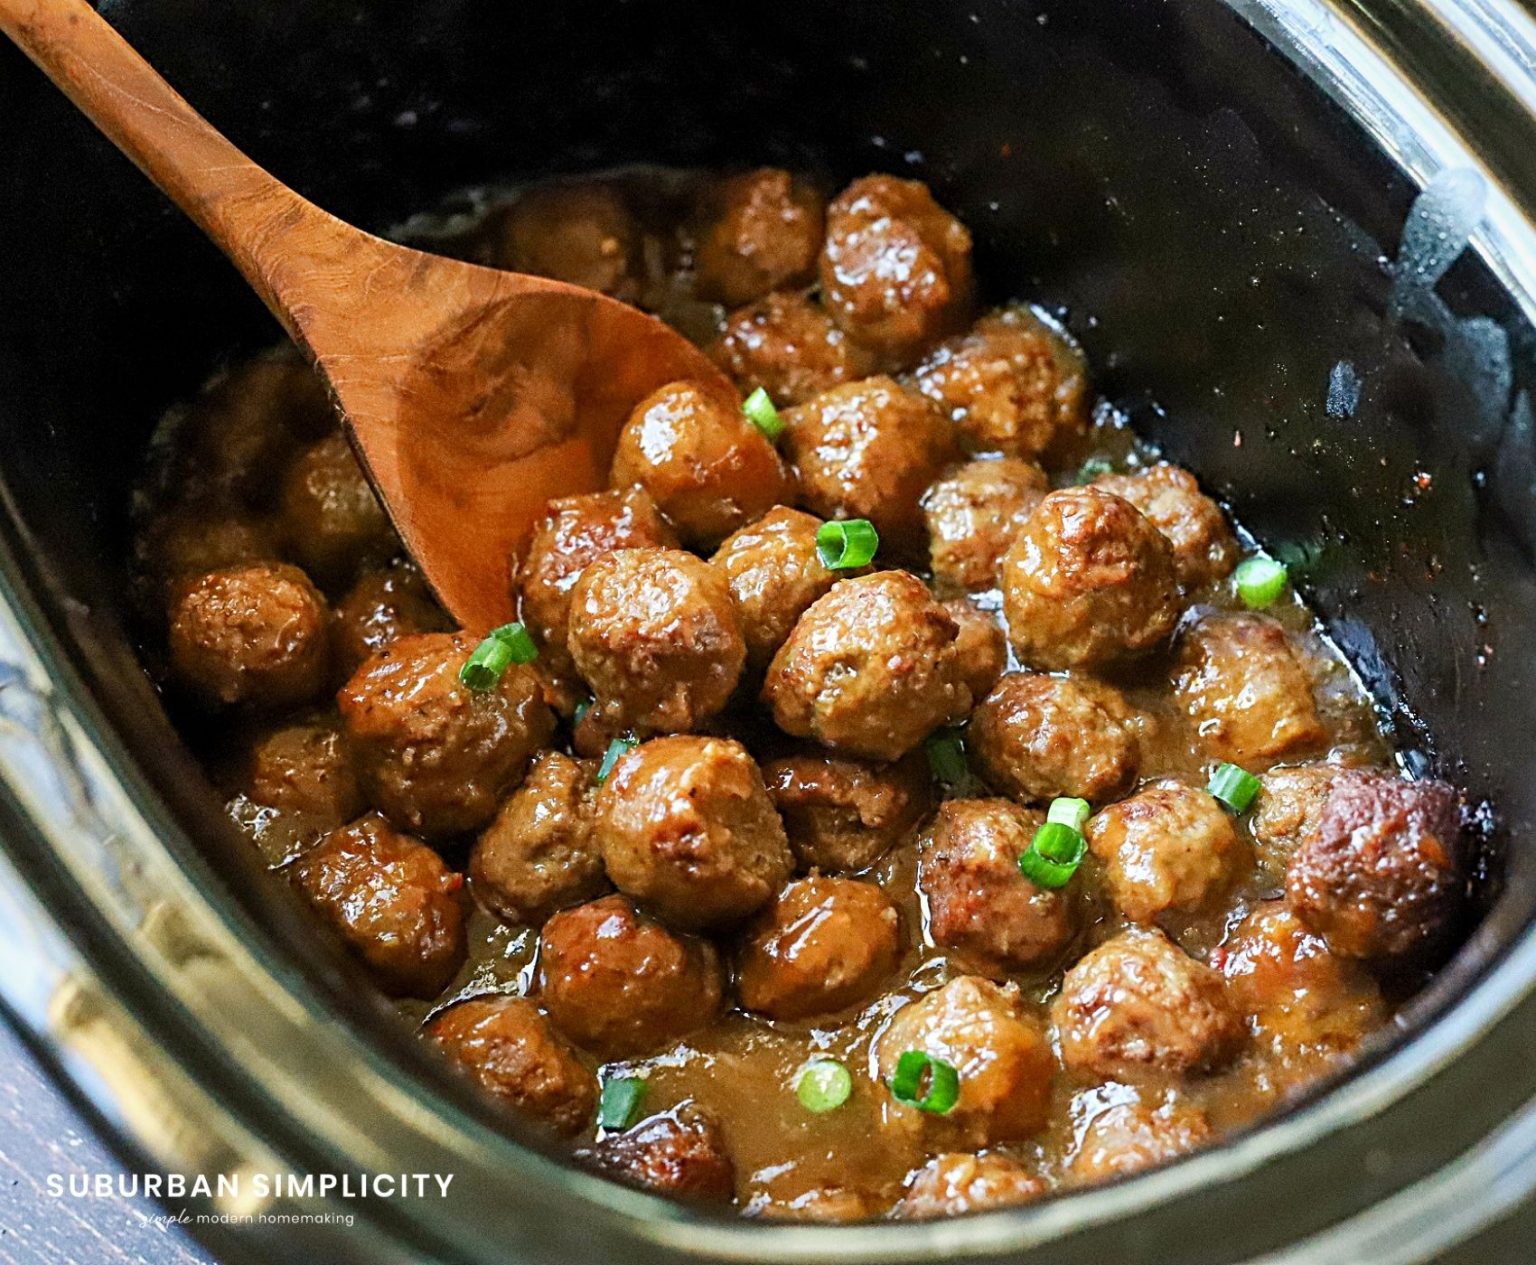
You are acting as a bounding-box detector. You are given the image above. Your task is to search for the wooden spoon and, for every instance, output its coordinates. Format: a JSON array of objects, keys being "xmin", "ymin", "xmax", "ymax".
[{"xmin": 0, "ymin": 0, "xmax": 731, "ymax": 631}]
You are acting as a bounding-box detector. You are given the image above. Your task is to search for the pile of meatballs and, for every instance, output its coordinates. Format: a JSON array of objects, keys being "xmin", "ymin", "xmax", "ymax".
[{"xmin": 134, "ymin": 168, "xmax": 1471, "ymax": 1220}]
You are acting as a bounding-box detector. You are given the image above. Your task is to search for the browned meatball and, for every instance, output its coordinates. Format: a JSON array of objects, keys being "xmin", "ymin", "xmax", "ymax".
[
  {"xmin": 694, "ymin": 169, "xmax": 825, "ymax": 306},
  {"xmin": 922, "ymin": 457, "xmax": 1049, "ymax": 593},
  {"xmin": 231, "ymin": 716, "xmax": 364, "ymax": 863},
  {"xmin": 875, "ymin": 976, "xmax": 1054, "ymax": 1149},
  {"xmin": 896, "ymin": 1152, "xmax": 1046, "ymax": 1218},
  {"xmin": 428, "ymin": 996, "xmax": 596, "ymax": 1136},
  {"xmin": 137, "ymin": 504, "xmax": 279, "ymax": 602},
  {"xmin": 168, "ymin": 563, "xmax": 331, "ymax": 710},
  {"xmin": 610, "ymin": 379, "xmax": 792, "ymax": 549},
  {"xmin": 1001, "ymin": 488, "xmax": 1181, "ymax": 670},
  {"xmin": 277, "ymin": 434, "xmax": 396, "ymax": 588},
  {"xmin": 338, "ymin": 632, "xmax": 554, "ymax": 838},
  {"xmin": 291, "ymin": 813, "xmax": 466, "ymax": 998},
  {"xmin": 913, "ymin": 307, "xmax": 1087, "ymax": 458},
  {"xmin": 1095, "ymin": 463, "xmax": 1237, "ymax": 589},
  {"xmin": 538, "ymin": 894, "xmax": 723, "ymax": 1057},
  {"xmin": 969, "ymin": 673, "xmax": 1139, "ymax": 805},
  {"xmin": 517, "ymin": 487, "xmax": 677, "ymax": 681},
  {"xmin": 1053, "ymin": 928, "xmax": 1241, "ymax": 1080},
  {"xmin": 1086, "ymin": 781, "xmax": 1243, "ymax": 926},
  {"xmin": 919, "ymin": 799, "xmax": 1078, "ymax": 977},
  {"xmin": 1067, "ymin": 1091, "xmax": 1211, "ymax": 1184},
  {"xmin": 762, "ymin": 750, "xmax": 932, "ymax": 873},
  {"xmin": 331, "ymin": 560, "xmax": 450, "ymax": 679},
  {"xmin": 819, "ymin": 175, "xmax": 973, "ymax": 365},
  {"xmin": 1251, "ymin": 763, "xmax": 1348, "ymax": 876},
  {"xmin": 490, "ymin": 183, "xmax": 641, "ymax": 300},
  {"xmin": 470, "ymin": 751, "xmax": 606, "ymax": 926},
  {"xmin": 1173, "ymin": 612, "xmax": 1326, "ymax": 769},
  {"xmin": 763, "ymin": 571, "xmax": 970, "ymax": 761},
  {"xmin": 754, "ymin": 1185, "xmax": 883, "ymax": 1223},
  {"xmin": 709, "ymin": 291, "xmax": 877, "ymax": 407},
  {"xmin": 737, "ymin": 877, "xmax": 901, "ymax": 1020},
  {"xmin": 782, "ymin": 377, "xmax": 959, "ymax": 557},
  {"xmin": 593, "ymin": 736, "xmax": 792, "ymax": 929},
  {"xmin": 942, "ymin": 599, "xmax": 1008, "ymax": 702},
  {"xmin": 567, "ymin": 548, "xmax": 745, "ymax": 736},
  {"xmin": 584, "ymin": 1105, "xmax": 736, "ymax": 1201},
  {"xmin": 1286, "ymin": 772, "xmax": 1463, "ymax": 961}
]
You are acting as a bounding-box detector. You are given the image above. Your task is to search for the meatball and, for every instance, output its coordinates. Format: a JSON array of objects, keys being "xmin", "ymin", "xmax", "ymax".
[
  {"xmin": 538, "ymin": 894, "xmax": 723, "ymax": 1057},
  {"xmin": 1067, "ymin": 1091, "xmax": 1211, "ymax": 1184},
  {"xmin": 1086, "ymin": 781, "xmax": 1243, "ymax": 926},
  {"xmin": 782, "ymin": 376, "xmax": 960, "ymax": 557},
  {"xmin": 1172, "ymin": 612, "xmax": 1326, "ymax": 769},
  {"xmin": 168, "ymin": 563, "xmax": 331, "ymax": 710},
  {"xmin": 919, "ymin": 799, "xmax": 1078, "ymax": 977},
  {"xmin": 942, "ymin": 599, "xmax": 1008, "ymax": 702},
  {"xmin": 896, "ymin": 1152, "xmax": 1046, "ymax": 1218},
  {"xmin": 137, "ymin": 504, "xmax": 278, "ymax": 602},
  {"xmin": 277, "ymin": 433, "xmax": 396, "ymax": 587},
  {"xmin": 470, "ymin": 751, "xmax": 606, "ymax": 926},
  {"xmin": 737, "ymin": 877, "xmax": 901, "ymax": 1020},
  {"xmin": 567, "ymin": 548, "xmax": 745, "ymax": 736},
  {"xmin": 1095, "ymin": 462, "xmax": 1237, "ymax": 589},
  {"xmin": 913, "ymin": 306, "xmax": 1088, "ymax": 458},
  {"xmin": 708, "ymin": 290, "xmax": 877, "ymax": 407},
  {"xmin": 338, "ymin": 632, "xmax": 554, "ymax": 838},
  {"xmin": 232, "ymin": 716, "xmax": 363, "ymax": 861},
  {"xmin": 1251, "ymin": 763, "xmax": 1347, "ymax": 875},
  {"xmin": 1001, "ymin": 488, "xmax": 1181, "ymax": 670},
  {"xmin": 762, "ymin": 749, "xmax": 932, "ymax": 873},
  {"xmin": 491, "ymin": 182, "xmax": 641, "ymax": 300},
  {"xmin": 1286, "ymin": 772, "xmax": 1464, "ymax": 961},
  {"xmin": 922, "ymin": 457, "xmax": 1049, "ymax": 593},
  {"xmin": 593, "ymin": 736, "xmax": 792, "ymax": 930},
  {"xmin": 754, "ymin": 1185, "xmax": 882, "ymax": 1223},
  {"xmin": 1053, "ymin": 928, "xmax": 1241, "ymax": 1081},
  {"xmin": 763, "ymin": 571, "xmax": 970, "ymax": 761},
  {"xmin": 819, "ymin": 174, "xmax": 973, "ymax": 364},
  {"xmin": 517, "ymin": 487, "xmax": 677, "ymax": 680},
  {"xmin": 428, "ymin": 996, "xmax": 596, "ymax": 1136},
  {"xmin": 875, "ymin": 976, "xmax": 1054, "ymax": 1149},
  {"xmin": 694, "ymin": 169, "xmax": 825, "ymax": 307},
  {"xmin": 331, "ymin": 560, "xmax": 450, "ymax": 678},
  {"xmin": 291, "ymin": 813, "xmax": 466, "ymax": 998},
  {"xmin": 969, "ymin": 673, "xmax": 1139, "ymax": 805},
  {"xmin": 584, "ymin": 1106, "xmax": 736, "ymax": 1201},
  {"xmin": 1222, "ymin": 903, "xmax": 1384, "ymax": 1056}
]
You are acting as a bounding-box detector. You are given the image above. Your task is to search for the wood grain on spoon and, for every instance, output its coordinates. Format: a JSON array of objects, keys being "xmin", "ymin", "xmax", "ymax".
[{"xmin": 0, "ymin": 0, "xmax": 731, "ymax": 631}]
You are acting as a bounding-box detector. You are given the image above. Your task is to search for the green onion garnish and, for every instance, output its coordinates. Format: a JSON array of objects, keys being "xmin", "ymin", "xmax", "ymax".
[
  {"xmin": 1208, "ymin": 762, "xmax": 1261, "ymax": 814},
  {"xmin": 1234, "ymin": 556, "xmax": 1289, "ymax": 609},
  {"xmin": 597, "ymin": 1076, "xmax": 647, "ymax": 1130},
  {"xmin": 1046, "ymin": 796, "xmax": 1091, "ymax": 834},
  {"xmin": 816, "ymin": 518, "xmax": 879, "ymax": 570},
  {"xmin": 572, "ymin": 697, "xmax": 593, "ymax": 727},
  {"xmin": 889, "ymin": 1050, "xmax": 960, "ymax": 1115},
  {"xmin": 596, "ymin": 735, "xmax": 637, "ymax": 784},
  {"xmin": 795, "ymin": 1060, "xmax": 852, "ymax": 1113},
  {"xmin": 924, "ymin": 730, "xmax": 968, "ymax": 786},
  {"xmin": 742, "ymin": 387, "xmax": 785, "ymax": 442},
  {"xmin": 1018, "ymin": 820, "xmax": 1087, "ymax": 890},
  {"xmin": 459, "ymin": 622, "xmax": 538, "ymax": 691},
  {"xmin": 1075, "ymin": 457, "xmax": 1115, "ymax": 485}
]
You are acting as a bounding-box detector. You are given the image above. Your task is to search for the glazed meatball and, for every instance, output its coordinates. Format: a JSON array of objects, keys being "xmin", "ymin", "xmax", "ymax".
[
  {"xmin": 913, "ymin": 306, "xmax": 1087, "ymax": 458},
  {"xmin": 896, "ymin": 1152, "xmax": 1046, "ymax": 1218},
  {"xmin": 277, "ymin": 433, "xmax": 396, "ymax": 587},
  {"xmin": 819, "ymin": 175, "xmax": 973, "ymax": 364},
  {"xmin": 338, "ymin": 632, "xmax": 554, "ymax": 838},
  {"xmin": 875, "ymin": 976, "xmax": 1054, "ymax": 1148},
  {"xmin": 593, "ymin": 736, "xmax": 792, "ymax": 929},
  {"xmin": 232, "ymin": 716, "xmax": 363, "ymax": 861},
  {"xmin": 763, "ymin": 571, "xmax": 970, "ymax": 761},
  {"xmin": 754, "ymin": 1185, "xmax": 882, "ymax": 1223},
  {"xmin": 694, "ymin": 169, "xmax": 825, "ymax": 306},
  {"xmin": 762, "ymin": 749, "xmax": 932, "ymax": 873},
  {"xmin": 1001, "ymin": 488, "xmax": 1181, "ymax": 670},
  {"xmin": 517, "ymin": 487, "xmax": 677, "ymax": 681},
  {"xmin": 584, "ymin": 1106, "xmax": 736, "ymax": 1201},
  {"xmin": 1173, "ymin": 612, "xmax": 1326, "ymax": 769},
  {"xmin": 782, "ymin": 376, "xmax": 960, "ymax": 557},
  {"xmin": 137, "ymin": 504, "xmax": 278, "ymax": 602},
  {"xmin": 470, "ymin": 751, "xmax": 606, "ymax": 926},
  {"xmin": 567, "ymin": 548, "xmax": 745, "ymax": 736},
  {"xmin": 428, "ymin": 996, "xmax": 596, "ymax": 1136},
  {"xmin": 922, "ymin": 457, "xmax": 1049, "ymax": 593},
  {"xmin": 539, "ymin": 894, "xmax": 724, "ymax": 1057},
  {"xmin": 331, "ymin": 560, "xmax": 450, "ymax": 678},
  {"xmin": 291, "ymin": 813, "xmax": 466, "ymax": 999},
  {"xmin": 969, "ymin": 673, "xmax": 1139, "ymax": 805},
  {"xmin": 1086, "ymin": 781, "xmax": 1243, "ymax": 926},
  {"xmin": 1067, "ymin": 1091, "xmax": 1211, "ymax": 1185},
  {"xmin": 1286, "ymin": 772, "xmax": 1464, "ymax": 961},
  {"xmin": 491, "ymin": 183, "xmax": 641, "ymax": 300},
  {"xmin": 1251, "ymin": 763, "xmax": 1347, "ymax": 875},
  {"xmin": 737, "ymin": 877, "xmax": 901, "ymax": 1020},
  {"xmin": 168, "ymin": 563, "xmax": 331, "ymax": 710},
  {"xmin": 942, "ymin": 599, "xmax": 1008, "ymax": 702},
  {"xmin": 709, "ymin": 290, "xmax": 877, "ymax": 407},
  {"xmin": 1095, "ymin": 462, "xmax": 1237, "ymax": 589},
  {"xmin": 1053, "ymin": 928, "xmax": 1242, "ymax": 1081},
  {"xmin": 919, "ymin": 799, "xmax": 1078, "ymax": 977}
]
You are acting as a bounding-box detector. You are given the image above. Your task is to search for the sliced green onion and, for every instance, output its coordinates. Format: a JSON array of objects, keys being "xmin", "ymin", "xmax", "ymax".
[
  {"xmin": 1018, "ymin": 820, "xmax": 1087, "ymax": 890},
  {"xmin": 572, "ymin": 697, "xmax": 593, "ymax": 727},
  {"xmin": 597, "ymin": 1076, "xmax": 647, "ymax": 1130},
  {"xmin": 1046, "ymin": 797, "xmax": 1091, "ymax": 834},
  {"xmin": 795, "ymin": 1061, "xmax": 852, "ymax": 1113},
  {"xmin": 815, "ymin": 519, "xmax": 879, "ymax": 570},
  {"xmin": 1075, "ymin": 456, "xmax": 1115, "ymax": 485},
  {"xmin": 459, "ymin": 623, "xmax": 538, "ymax": 692},
  {"xmin": 742, "ymin": 387, "xmax": 785, "ymax": 442},
  {"xmin": 596, "ymin": 735, "xmax": 637, "ymax": 784},
  {"xmin": 1208, "ymin": 762, "xmax": 1261, "ymax": 814},
  {"xmin": 1234, "ymin": 556, "xmax": 1289, "ymax": 609},
  {"xmin": 889, "ymin": 1050, "xmax": 960, "ymax": 1115},
  {"xmin": 925, "ymin": 731, "xmax": 968, "ymax": 786}
]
